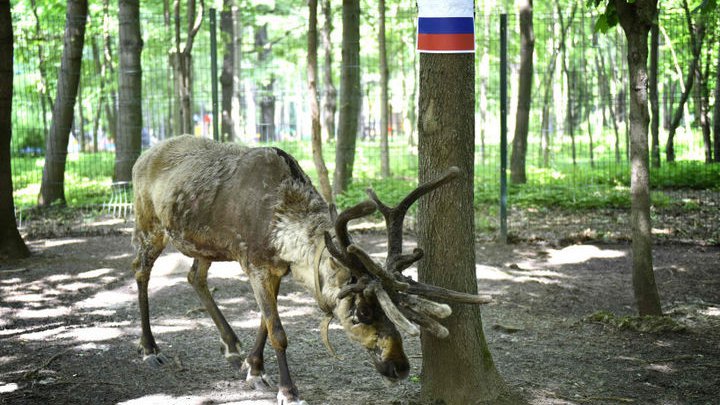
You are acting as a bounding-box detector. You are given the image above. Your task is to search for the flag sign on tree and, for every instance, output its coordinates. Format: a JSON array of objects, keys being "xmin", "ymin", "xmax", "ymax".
[{"xmin": 417, "ymin": 0, "xmax": 475, "ymax": 53}]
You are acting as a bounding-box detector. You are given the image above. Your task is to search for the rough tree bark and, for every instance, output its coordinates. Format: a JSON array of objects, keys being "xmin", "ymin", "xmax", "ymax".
[
  {"xmin": 38, "ymin": 0, "xmax": 88, "ymax": 206},
  {"xmin": 333, "ymin": 0, "xmax": 361, "ymax": 194},
  {"xmin": 0, "ymin": 0, "xmax": 30, "ymax": 259},
  {"xmin": 510, "ymin": 0, "xmax": 534, "ymax": 184},
  {"xmin": 379, "ymin": 0, "xmax": 390, "ymax": 178},
  {"xmin": 308, "ymin": 0, "xmax": 333, "ymax": 202},
  {"xmin": 321, "ymin": 0, "xmax": 337, "ymax": 142},
  {"xmin": 115, "ymin": 0, "xmax": 143, "ymax": 183},
  {"xmin": 615, "ymin": 0, "xmax": 662, "ymax": 316}
]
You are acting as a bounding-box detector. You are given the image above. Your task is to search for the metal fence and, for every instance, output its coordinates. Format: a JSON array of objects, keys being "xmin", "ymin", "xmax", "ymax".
[{"xmin": 10, "ymin": 5, "xmax": 720, "ymax": 241}]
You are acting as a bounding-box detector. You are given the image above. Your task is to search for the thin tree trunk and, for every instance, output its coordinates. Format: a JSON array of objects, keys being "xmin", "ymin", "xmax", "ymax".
[
  {"xmin": 667, "ymin": 0, "xmax": 703, "ymax": 163},
  {"xmin": 597, "ymin": 46, "xmax": 621, "ymax": 163},
  {"xmin": 713, "ymin": 40, "xmax": 720, "ymax": 162},
  {"xmin": 616, "ymin": 0, "xmax": 662, "ymax": 317},
  {"xmin": 378, "ymin": 0, "xmax": 390, "ymax": 178},
  {"xmin": 90, "ymin": 37, "xmax": 106, "ymax": 153},
  {"xmin": 510, "ymin": 0, "xmax": 534, "ymax": 184},
  {"xmin": 77, "ymin": 79, "xmax": 85, "ymax": 152},
  {"xmin": 308, "ymin": 0, "xmax": 332, "ymax": 202},
  {"xmin": 557, "ymin": 1, "xmax": 576, "ymax": 166},
  {"xmin": 417, "ymin": 51, "xmax": 510, "ymax": 403},
  {"xmin": 115, "ymin": 0, "xmax": 143, "ymax": 183},
  {"xmin": 103, "ymin": 0, "xmax": 117, "ymax": 143},
  {"xmin": 220, "ymin": 0, "xmax": 235, "ymax": 142},
  {"xmin": 0, "ymin": 0, "xmax": 30, "ymax": 259},
  {"xmin": 697, "ymin": 28, "xmax": 712, "ymax": 163},
  {"xmin": 255, "ymin": 23, "xmax": 276, "ymax": 142},
  {"xmin": 649, "ymin": 19, "xmax": 660, "ymax": 168},
  {"xmin": 333, "ymin": 0, "xmax": 361, "ymax": 194},
  {"xmin": 39, "ymin": 0, "xmax": 88, "ymax": 206},
  {"xmin": 233, "ymin": 7, "xmax": 244, "ymax": 139},
  {"xmin": 31, "ymin": 0, "xmax": 52, "ymax": 137},
  {"xmin": 173, "ymin": 0, "xmax": 204, "ymax": 135},
  {"xmin": 580, "ymin": 10, "xmax": 593, "ymax": 168},
  {"xmin": 321, "ymin": 0, "xmax": 337, "ymax": 142}
]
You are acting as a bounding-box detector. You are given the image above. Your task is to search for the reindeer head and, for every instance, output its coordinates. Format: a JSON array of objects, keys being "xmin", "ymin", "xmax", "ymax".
[{"xmin": 322, "ymin": 167, "xmax": 491, "ymax": 383}]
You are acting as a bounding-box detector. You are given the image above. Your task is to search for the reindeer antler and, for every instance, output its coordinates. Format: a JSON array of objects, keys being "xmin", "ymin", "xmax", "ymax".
[{"xmin": 326, "ymin": 167, "xmax": 491, "ymax": 339}]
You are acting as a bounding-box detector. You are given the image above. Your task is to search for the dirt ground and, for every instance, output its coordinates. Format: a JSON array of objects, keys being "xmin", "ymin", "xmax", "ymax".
[{"xmin": 1, "ymin": 216, "xmax": 719, "ymax": 405}]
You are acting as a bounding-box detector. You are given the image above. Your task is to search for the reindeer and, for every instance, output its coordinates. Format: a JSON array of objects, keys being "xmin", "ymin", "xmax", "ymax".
[{"xmin": 131, "ymin": 135, "xmax": 489, "ymax": 404}]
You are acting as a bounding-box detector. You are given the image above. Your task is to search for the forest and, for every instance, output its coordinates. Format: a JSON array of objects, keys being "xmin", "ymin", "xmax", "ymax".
[{"xmin": 1, "ymin": 0, "xmax": 719, "ymax": 404}]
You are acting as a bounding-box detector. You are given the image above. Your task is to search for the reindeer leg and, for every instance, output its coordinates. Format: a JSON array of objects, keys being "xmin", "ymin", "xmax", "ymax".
[
  {"xmin": 132, "ymin": 230, "xmax": 168, "ymax": 368},
  {"xmin": 248, "ymin": 270, "xmax": 306, "ymax": 405},
  {"xmin": 187, "ymin": 258, "xmax": 244, "ymax": 369},
  {"xmin": 240, "ymin": 315, "xmax": 274, "ymax": 390}
]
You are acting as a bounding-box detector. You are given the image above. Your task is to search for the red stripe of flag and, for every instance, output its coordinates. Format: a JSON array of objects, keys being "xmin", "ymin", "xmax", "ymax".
[{"xmin": 417, "ymin": 33, "xmax": 474, "ymax": 52}]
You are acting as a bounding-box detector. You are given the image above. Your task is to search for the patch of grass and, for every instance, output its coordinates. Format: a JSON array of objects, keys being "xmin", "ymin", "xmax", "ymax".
[{"xmin": 586, "ymin": 310, "xmax": 686, "ymax": 333}]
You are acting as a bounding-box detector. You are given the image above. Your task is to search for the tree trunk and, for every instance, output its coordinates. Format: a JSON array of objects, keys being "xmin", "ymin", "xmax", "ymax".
[
  {"xmin": 378, "ymin": 0, "xmax": 390, "ymax": 178},
  {"xmin": 616, "ymin": 0, "xmax": 662, "ymax": 316},
  {"xmin": 321, "ymin": 0, "xmax": 337, "ymax": 143},
  {"xmin": 115, "ymin": 0, "xmax": 143, "ymax": 183},
  {"xmin": 255, "ymin": 23, "xmax": 276, "ymax": 142},
  {"xmin": 173, "ymin": 0, "xmax": 203, "ymax": 136},
  {"xmin": 697, "ymin": 57, "xmax": 712, "ymax": 163},
  {"xmin": 103, "ymin": 0, "xmax": 117, "ymax": 144},
  {"xmin": 649, "ymin": 19, "xmax": 660, "ymax": 168},
  {"xmin": 0, "ymin": 0, "xmax": 30, "ymax": 259},
  {"xmin": 558, "ymin": 3, "xmax": 576, "ymax": 166},
  {"xmin": 77, "ymin": 79, "xmax": 86, "ymax": 151},
  {"xmin": 308, "ymin": 0, "xmax": 333, "ymax": 203},
  {"xmin": 220, "ymin": 0, "xmax": 235, "ymax": 142},
  {"xmin": 597, "ymin": 46, "xmax": 621, "ymax": 163},
  {"xmin": 90, "ymin": 37, "xmax": 106, "ymax": 153},
  {"xmin": 38, "ymin": 0, "xmax": 88, "ymax": 206},
  {"xmin": 510, "ymin": 0, "xmax": 534, "ymax": 184},
  {"xmin": 333, "ymin": 0, "xmax": 361, "ymax": 194},
  {"xmin": 714, "ymin": 41, "xmax": 720, "ymax": 162},
  {"xmin": 31, "ymin": 0, "xmax": 52, "ymax": 137},
  {"xmin": 666, "ymin": 0, "xmax": 702, "ymax": 163},
  {"xmin": 417, "ymin": 51, "xmax": 509, "ymax": 403}
]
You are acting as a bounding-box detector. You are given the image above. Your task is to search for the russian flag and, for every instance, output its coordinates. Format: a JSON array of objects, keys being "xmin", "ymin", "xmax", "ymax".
[{"xmin": 417, "ymin": 0, "xmax": 475, "ymax": 53}]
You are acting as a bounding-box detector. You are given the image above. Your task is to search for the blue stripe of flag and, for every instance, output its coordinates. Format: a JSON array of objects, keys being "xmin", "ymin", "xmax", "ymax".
[{"xmin": 418, "ymin": 17, "xmax": 474, "ymax": 35}]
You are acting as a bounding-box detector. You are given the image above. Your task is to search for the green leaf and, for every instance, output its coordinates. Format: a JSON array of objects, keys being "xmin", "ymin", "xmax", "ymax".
[{"xmin": 594, "ymin": 14, "xmax": 610, "ymax": 33}]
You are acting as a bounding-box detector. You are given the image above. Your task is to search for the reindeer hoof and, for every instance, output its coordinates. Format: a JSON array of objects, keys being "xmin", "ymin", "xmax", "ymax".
[
  {"xmin": 226, "ymin": 353, "xmax": 244, "ymax": 370},
  {"xmin": 143, "ymin": 353, "xmax": 170, "ymax": 368},
  {"xmin": 277, "ymin": 389, "xmax": 307, "ymax": 405}
]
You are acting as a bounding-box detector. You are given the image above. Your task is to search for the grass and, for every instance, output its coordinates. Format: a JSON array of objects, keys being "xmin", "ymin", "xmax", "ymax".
[{"xmin": 11, "ymin": 140, "xmax": 720, "ymax": 214}]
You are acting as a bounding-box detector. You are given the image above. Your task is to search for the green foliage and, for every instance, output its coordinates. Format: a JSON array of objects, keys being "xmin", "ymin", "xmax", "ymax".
[{"xmin": 586, "ymin": 310, "xmax": 686, "ymax": 333}]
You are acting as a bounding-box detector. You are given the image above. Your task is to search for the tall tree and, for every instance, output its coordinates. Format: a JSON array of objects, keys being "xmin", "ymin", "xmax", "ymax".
[
  {"xmin": 558, "ymin": 1, "xmax": 577, "ymax": 166},
  {"xmin": 255, "ymin": 23, "xmax": 276, "ymax": 142},
  {"xmin": 333, "ymin": 0, "xmax": 361, "ymax": 194},
  {"xmin": 0, "ymin": 0, "xmax": 30, "ymax": 259},
  {"xmin": 378, "ymin": 0, "xmax": 390, "ymax": 178},
  {"xmin": 417, "ymin": 13, "xmax": 509, "ymax": 405},
  {"xmin": 308, "ymin": 0, "xmax": 333, "ymax": 202},
  {"xmin": 115, "ymin": 0, "xmax": 143, "ymax": 183},
  {"xmin": 220, "ymin": 0, "xmax": 236, "ymax": 142},
  {"xmin": 38, "ymin": 0, "xmax": 88, "ymax": 206},
  {"xmin": 510, "ymin": 0, "xmax": 534, "ymax": 184},
  {"xmin": 321, "ymin": 0, "xmax": 337, "ymax": 142},
  {"xmin": 593, "ymin": 0, "xmax": 662, "ymax": 316}
]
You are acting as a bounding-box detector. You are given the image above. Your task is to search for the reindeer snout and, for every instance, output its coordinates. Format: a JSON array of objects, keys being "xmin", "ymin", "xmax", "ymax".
[{"xmin": 375, "ymin": 356, "xmax": 410, "ymax": 382}]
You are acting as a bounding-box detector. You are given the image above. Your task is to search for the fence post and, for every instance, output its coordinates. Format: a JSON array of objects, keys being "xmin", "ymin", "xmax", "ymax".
[
  {"xmin": 499, "ymin": 13, "xmax": 508, "ymax": 244},
  {"xmin": 210, "ymin": 8, "xmax": 219, "ymax": 141}
]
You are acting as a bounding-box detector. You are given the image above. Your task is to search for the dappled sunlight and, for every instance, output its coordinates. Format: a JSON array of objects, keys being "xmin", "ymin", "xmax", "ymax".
[
  {"xmin": 701, "ymin": 306, "xmax": 720, "ymax": 317},
  {"xmin": 76, "ymin": 268, "xmax": 114, "ymax": 279},
  {"xmin": 0, "ymin": 382, "xmax": 20, "ymax": 394},
  {"xmin": 646, "ymin": 363, "xmax": 675, "ymax": 374},
  {"xmin": 15, "ymin": 306, "xmax": 71, "ymax": 319},
  {"xmin": 117, "ymin": 391, "xmax": 275, "ymax": 405},
  {"xmin": 546, "ymin": 245, "xmax": 625, "ymax": 265},
  {"xmin": 57, "ymin": 326, "xmax": 125, "ymax": 342},
  {"xmin": 76, "ymin": 289, "xmax": 135, "ymax": 309},
  {"xmin": 42, "ymin": 238, "xmax": 86, "ymax": 248},
  {"xmin": 475, "ymin": 264, "xmax": 565, "ymax": 284}
]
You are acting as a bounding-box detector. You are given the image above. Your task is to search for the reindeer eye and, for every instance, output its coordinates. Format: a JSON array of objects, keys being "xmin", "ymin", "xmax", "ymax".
[{"xmin": 356, "ymin": 302, "xmax": 374, "ymax": 324}]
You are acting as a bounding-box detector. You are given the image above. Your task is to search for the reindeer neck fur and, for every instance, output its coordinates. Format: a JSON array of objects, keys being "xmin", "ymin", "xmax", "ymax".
[{"xmin": 271, "ymin": 179, "xmax": 351, "ymax": 313}]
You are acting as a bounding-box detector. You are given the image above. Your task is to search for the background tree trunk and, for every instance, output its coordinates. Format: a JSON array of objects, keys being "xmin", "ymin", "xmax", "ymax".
[
  {"xmin": 333, "ymin": 0, "xmax": 361, "ymax": 194},
  {"xmin": 558, "ymin": 4, "xmax": 576, "ymax": 166},
  {"xmin": 173, "ymin": 0, "xmax": 203, "ymax": 135},
  {"xmin": 31, "ymin": 0, "xmax": 52, "ymax": 137},
  {"xmin": 713, "ymin": 42, "xmax": 720, "ymax": 162},
  {"xmin": 321, "ymin": 0, "xmax": 337, "ymax": 143},
  {"xmin": 417, "ymin": 51, "xmax": 508, "ymax": 403},
  {"xmin": 616, "ymin": 0, "xmax": 662, "ymax": 316},
  {"xmin": 649, "ymin": 19, "xmax": 660, "ymax": 168},
  {"xmin": 0, "ymin": 0, "xmax": 30, "ymax": 259},
  {"xmin": 38, "ymin": 0, "xmax": 88, "ymax": 206},
  {"xmin": 115, "ymin": 0, "xmax": 143, "ymax": 183},
  {"xmin": 308, "ymin": 0, "xmax": 333, "ymax": 202},
  {"xmin": 666, "ymin": 0, "xmax": 702, "ymax": 163},
  {"xmin": 510, "ymin": 0, "xmax": 534, "ymax": 184},
  {"xmin": 255, "ymin": 23, "xmax": 276, "ymax": 142},
  {"xmin": 220, "ymin": 0, "xmax": 235, "ymax": 142},
  {"xmin": 378, "ymin": 0, "xmax": 390, "ymax": 178}
]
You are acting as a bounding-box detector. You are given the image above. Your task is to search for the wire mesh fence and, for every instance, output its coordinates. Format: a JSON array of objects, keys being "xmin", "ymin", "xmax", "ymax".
[{"xmin": 9, "ymin": 5, "xmax": 720, "ymax": 242}]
